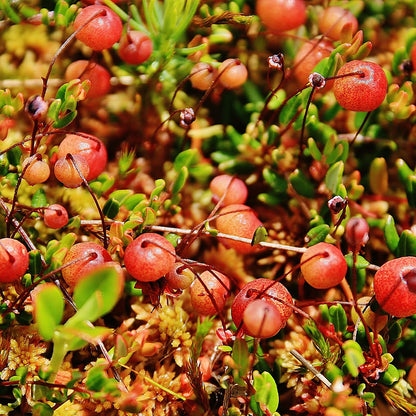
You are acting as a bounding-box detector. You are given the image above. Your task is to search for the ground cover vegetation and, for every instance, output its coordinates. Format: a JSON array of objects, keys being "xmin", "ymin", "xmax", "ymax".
[{"xmin": 0, "ymin": 0, "xmax": 416, "ymax": 415}]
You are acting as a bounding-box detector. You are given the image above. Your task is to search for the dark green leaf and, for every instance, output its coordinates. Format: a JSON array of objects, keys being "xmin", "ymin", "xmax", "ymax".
[
  {"xmin": 279, "ymin": 93, "xmax": 302, "ymax": 125},
  {"xmin": 381, "ymin": 363, "xmax": 400, "ymax": 385},
  {"xmin": 32, "ymin": 403, "xmax": 54, "ymax": 416},
  {"xmin": 53, "ymin": 110, "xmax": 77, "ymax": 129},
  {"xmin": 262, "ymin": 168, "xmax": 288, "ymax": 193},
  {"xmin": 289, "ymin": 169, "xmax": 315, "ymax": 198},
  {"xmin": 6, "ymin": 146, "xmax": 21, "ymax": 166},
  {"xmin": 29, "ymin": 250, "xmax": 42, "ymax": 275},
  {"xmin": 103, "ymin": 198, "xmax": 120, "ymax": 219}
]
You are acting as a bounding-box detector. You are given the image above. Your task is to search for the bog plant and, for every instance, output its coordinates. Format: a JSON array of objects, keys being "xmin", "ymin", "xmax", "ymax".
[{"xmin": 0, "ymin": 0, "xmax": 416, "ymax": 415}]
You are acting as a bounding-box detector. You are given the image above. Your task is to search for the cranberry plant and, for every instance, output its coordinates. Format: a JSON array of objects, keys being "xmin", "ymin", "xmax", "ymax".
[{"xmin": 0, "ymin": 0, "xmax": 416, "ymax": 415}]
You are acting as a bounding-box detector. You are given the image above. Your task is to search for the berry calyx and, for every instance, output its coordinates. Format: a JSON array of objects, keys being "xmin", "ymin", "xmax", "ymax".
[
  {"xmin": 218, "ymin": 59, "xmax": 248, "ymax": 89},
  {"xmin": 57, "ymin": 134, "xmax": 107, "ymax": 181},
  {"xmin": 333, "ymin": 60, "xmax": 388, "ymax": 112},
  {"xmin": 118, "ymin": 31, "xmax": 153, "ymax": 65},
  {"xmin": 65, "ymin": 60, "xmax": 111, "ymax": 99},
  {"xmin": 190, "ymin": 270, "xmax": 231, "ymax": 316},
  {"xmin": 209, "ymin": 174, "xmax": 248, "ymax": 206},
  {"xmin": 318, "ymin": 6, "xmax": 358, "ymax": 40},
  {"xmin": 74, "ymin": 5, "xmax": 122, "ymax": 51},
  {"xmin": 215, "ymin": 204, "xmax": 263, "ymax": 254},
  {"xmin": 300, "ymin": 242, "xmax": 347, "ymax": 289},
  {"xmin": 373, "ymin": 257, "xmax": 416, "ymax": 318},
  {"xmin": 231, "ymin": 278, "xmax": 293, "ymax": 335},
  {"xmin": 62, "ymin": 242, "xmax": 113, "ymax": 288},
  {"xmin": 124, "ymin": 233, "xmax": 176, "ymax": 282},
  {"xmin": 22, "ymin": 155, "xmax": 50, "ymax": 185},
  {"xmin": 256, "ymin": 0, "xmax": 307, "ymax": 34},
  {"xmin": 44, "ymin": 204, "xmax": 69, "ymax": 229},
  {"xmin": 54, "ymin": 154, "xmax": 89, "ymax": 188},
  {"xmin": 0, "ymin": 238, "xmax": 29, "ymax": 283}
]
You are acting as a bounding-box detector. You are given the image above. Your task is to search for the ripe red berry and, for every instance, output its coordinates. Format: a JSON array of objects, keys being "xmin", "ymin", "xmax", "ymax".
[
  {"xmin": 190, "ymin": 270, "xmax": 231, "ymax": 316},
  {"xmin": 0, "ymin": 238, "xmax": 29, "ymax": 283},
  {"xmin": 374, "ymin": 257, "xmax": 416, "ymax": 318},
  {"xmin": 165, "ymin": 262, "xmax": 195, "ymax": 290},
  {"xmin": 292, "ymin": 39, "xmax": 334, "ymax": 88},
  {"xmin": 118, "ymin": 31, "xmax": 153, "ymax": 65},
  {"xmin": 62, "ymin": 242, "xmax": 113, "ymax": 287},
  {"xmin": 256, "ymin": 0, "xmax": 307, "ymax": 34},
  {"xmin": 74, "ymin": 5, "xmax": 122, "ymax": 51},
  {"xmin": 54, "ymin": 154, "xmax": 90, "ymax": 188},
  {"xmin": 44, "ymin": 204, "xmax": 69, "ymax": 229},
  {"xmin": 190, "ymin": 62, "xmax": 217, "ymax": 91},
  {"xmin": 215, "ymin": 204, "xmax": 263, "ymax": 254},
  {"xmin": 22, "ymin": 156, "xmax": 50, "ymax": 185},
  {"xmin": 243, "ymin": 299, "xmax": 283, "ymax": 338},
  {"xmin": 300, "ymin": 242, "xmax": 347, "ymax": 289},
  {"xmin": 65, "ymin": 60, "xmax": 111, "ymax": 99},
  {"xmin": 124, "ymin": 233, "xmax": 176, "ymax": 282},
  {"xmin": 57, "ymin": 134, "xmax": 107, "ymax": 181},
  {"xmin": 333, "ymin": 60, "xmax": 388, "ymax": 112},
  {"xmin": 209, "ymin": 174, "xmax": 248, "ymax": 206},
  {"xmin": 231, "ymin": 278, "xmax": 293, "ymax": 335},
  {"xmin": 218, "ymin": 59, "xmax": 248, "ymax": 89},
  {"xmin": 318, "ymin": 6, "xmax": 358, "ymax": 40}
]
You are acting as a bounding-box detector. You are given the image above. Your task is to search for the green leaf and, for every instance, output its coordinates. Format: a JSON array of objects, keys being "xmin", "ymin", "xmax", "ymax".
[
  {"xmin": 381, "ymin": 363, "xmax": 400, "ymax": 385},
  {"xmin": 68, "ymin": 265, "xmax": 121, "ymax": 325},
  {"xmin": 60, "ymin": 324, "xmax": 113, "ymax": 351},
  {"xmin": 396, "ymin": 230, "xmax": 416, "ymax": 257},
  {"xmin": 33, "ymin": 284, "xmax": 64, "ymax": 341},
  {"xmin": 31, "ymin": 188, "xmax": 47, "ymax": 208},
  {"xmin": 344, "ymin": 253, "xmax": 369, "ymax": 269},
  {"xmin": 279, "ymin": 93, "xmax": 302, "ymax": 125},
  {"xmin": 252, "ymin": 225, "xmax": 268, "ymax": 245},
  {"xmin": 307, "ymin": 138, "xmax": 322, "ymax": 161},
  {"xmin": 173, "ymin": 149, "xmax": 199, "ymax": 172},
  {"xmin": 123, "ymin": 193, "xmax": 146, "ymax": 210},
  {"xmin": 342, "ymin": 340, "xmax": 365, "ymax": 377},
  {"xmin": 250, "ymin": 370, "xmax": 279, "ymax": 415},
  {"xmin": 109, "ymin": 189, "xmax": 133, "ymax": 204},
  {"xmin": 289, "ymin": 169, "xmax": 315, "ymax": 198},
  {"xmin": 53, "ymin": 110, "xmax": 77, "ymax": 129},
  {"xmin": 306, "ymin": 224, "xmax": 330, "ymax": 246},
  {"xmin": 172, "ymin": 166, "xmax": 188, "ymax": 195},
  {"xmin": 232, "ymin": 338, "xmax": 250, "ymax": 384},
  {"xmin": 384, "ymin": 215, "xmax": 400, "ymax": 253},
  {"xmin": 325, "ymin": 161, "xmax": 344, "ymax": 194},
  {"xmin": 262, "ymin": 168, "xmax": 288, "ymax": 193},
  {"xmin": 329, "ymin": 304, "xmax": 347, "ymax": 333},
  {"xmin": 47, "ymin": 99, "xmax": 61, "ymax": 121}
]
